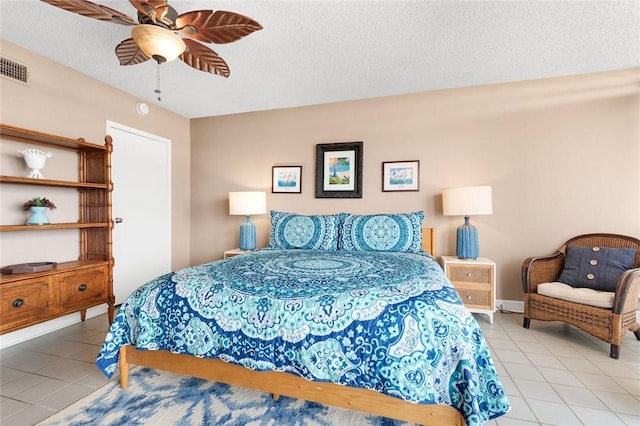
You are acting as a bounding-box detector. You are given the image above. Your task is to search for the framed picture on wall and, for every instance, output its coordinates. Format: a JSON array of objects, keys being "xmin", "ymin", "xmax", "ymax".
[
  {"xmin": 272, "ymin": 166, "xmax": 302, "ymax": 193},
  {"xmin": 382, "ymin": 160, "xmax": 420, "ymax": 192},
  {"xmin": 315, "ymin": 142, "xmax": 363, "ymax": 198}
]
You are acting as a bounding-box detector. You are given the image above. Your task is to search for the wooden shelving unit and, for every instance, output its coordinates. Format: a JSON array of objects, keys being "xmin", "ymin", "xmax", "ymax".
[{"xmin": 0, "ymin": 124, "xmax": 115, "ymax": 334}]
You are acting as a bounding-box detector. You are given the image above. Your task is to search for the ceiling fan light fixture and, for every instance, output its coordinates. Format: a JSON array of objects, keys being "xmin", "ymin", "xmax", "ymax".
[{"xmin": 131, "ymin": 24, "xmax": 185, "ymax": 63}]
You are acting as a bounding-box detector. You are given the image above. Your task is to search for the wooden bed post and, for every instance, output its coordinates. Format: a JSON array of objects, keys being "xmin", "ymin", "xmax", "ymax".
[
  {"xmin": 422, "ymin": 227, "xmax": 436, "ymax": 256},
  {"xmin": 119, "ymin": 346, "xmax": 130, "ymax": 389}
]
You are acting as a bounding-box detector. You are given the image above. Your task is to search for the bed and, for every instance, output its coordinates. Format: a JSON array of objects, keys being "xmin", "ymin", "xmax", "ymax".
[{"xmin": 97, "ymin": 212, "xmax": 510, "ymax": 425}]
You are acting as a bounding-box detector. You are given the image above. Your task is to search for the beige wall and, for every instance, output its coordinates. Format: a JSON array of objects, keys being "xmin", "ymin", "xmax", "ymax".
[
  {"xmin": 1, "ymin": 38, "xmax": 638, "ymax": 306},
  {"xmin": 190, "ymin": 68, "xmax": 640, "ymax": 302},
  {"xmin": 0, "ymin": 40, "xmax": 192, "ymax": 270}
]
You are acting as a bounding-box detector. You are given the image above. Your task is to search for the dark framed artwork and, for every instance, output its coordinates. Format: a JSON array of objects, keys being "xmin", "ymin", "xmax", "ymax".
[
  {"xmin": 315, "ymin": 142, "xmax": 363, "ymax": 198},
  {"xmin": 272, "ymin": 166, "xmax": 302, "ymax": 193},
  {"xmin": 382, "ymin": 160, "xmax": 420, "ymax": 192}
]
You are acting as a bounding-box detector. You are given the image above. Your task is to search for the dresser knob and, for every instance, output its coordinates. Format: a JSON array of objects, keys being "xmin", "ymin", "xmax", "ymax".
[
  {"xmin": 78, "ymin": 284, "xmax": 87, "ymax": 291},
  {"xmin": 12, "ymin": 298, "xmax": 24, "ymax": 308},
  {"xmin": 467, "ymin": 295, "xmax": 472, "ymax": 300},
  {"xmin": 467, "ymin": 273, "xmax": 472, "ymax": 277}
]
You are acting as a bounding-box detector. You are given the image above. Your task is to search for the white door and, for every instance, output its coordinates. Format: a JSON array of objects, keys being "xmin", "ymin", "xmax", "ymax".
[{"xmin": 107, "ymin": 121, "xmax": 172, "ymax": 304}]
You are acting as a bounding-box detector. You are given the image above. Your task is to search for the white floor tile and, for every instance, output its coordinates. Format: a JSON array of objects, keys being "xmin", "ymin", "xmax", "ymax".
[
  {"xmin": 570, "ymin": 405, "xmax": 626, "ymax": 426},
  {"xmin": 0, "ymin": 366, "xmax": 26, "ymax": 385},
  {"xmin": 495, "ymin": 349, "xmax": 532, "ymax": 365},
  {"xmin": 525, "ymin": 353, "xmax": 566, "ymax": 369},
  {"xmin": 496, "ymin": 417, "xmax": 541, "ymax": 425},
  {"xmin": 489, "ymin": 338, "xmax": 521, "ymax": 351},
  {"xmin": 556, "ymin": 357, "xmax": 602, "ymax": 374},
  {"xmin": 513, "ymin": 378, "xmax": 562, "ymax": 403},
  {"xmin": 516, "ymin": 341, "xmax": 552, "ymax": 356},
  {"xmin": 612, "ymin": 376, "xmax": 640, "ymax": 397},
  {"xmin": 574, "ymin": 371, "xmax": 628, "ymax": 393},
  {"xmin": 592, "ymin": 390, "xmax": 640, "ymax": 416},
  {"xmin": 617, "ymin": 412, "xmax": 640, "ymax": 426},
  {"xmin": 0, "ymin": 372, "xmax": 49, "ymax": 397},
  {"xmin": 503, "ymin": 362, "xmax": 545, "ymax": 382},
  {"xmin": 552, "ymin": 384, "xmax": 607, "ymax": 409},
  {"xmin": 2, "ymin": 404, "xmax": 54, "ymax": 426},
  {"xmin": 1, "ymin": 311, "xmax": 636, "ymax": 425},
  {"xmin": 36, "ymin": 382, "xmax": 95, "ymax": 410},
  {"xmin": 501, "ymin": 395, "xmax": 538, "ymax": 422},
  {"xmin": 537, "ymin": 367, "xmax": 583, "ymax": 387},
  {"xmin": 526, "ymin": 399, "xmax": 582, "ymax": 425}
]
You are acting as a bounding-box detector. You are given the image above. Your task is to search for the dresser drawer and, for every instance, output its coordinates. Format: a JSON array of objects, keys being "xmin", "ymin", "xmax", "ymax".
[
  {"xmin": 0, "ymin": 278, "xmax": 50, "ymax": 331},
  {"xmin": 447, "ymin": 264, "xmax": 492, "ymax": 284},
  {"xmin": 55, "ymin": 267, "xmax": 107, "ymax": 310}
]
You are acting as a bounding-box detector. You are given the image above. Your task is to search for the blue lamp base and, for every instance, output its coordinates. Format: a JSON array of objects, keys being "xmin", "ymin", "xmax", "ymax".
[
  {"xmin": 239, "ymin": 216, "xmax": 256, "ymax": 250},
  {"xmin": 456, "ymin": 216, "xmax": 479, "ymax": 259}
]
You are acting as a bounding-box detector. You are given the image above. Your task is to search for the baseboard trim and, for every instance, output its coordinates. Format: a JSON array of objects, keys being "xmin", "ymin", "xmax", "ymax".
[
  {"xmin": 0, "ymin": 305, "xmax": 108, "ymax": 350},
  {"xmin": 496, "ymin": 299, "xmax": 524, "ymax": 313}
]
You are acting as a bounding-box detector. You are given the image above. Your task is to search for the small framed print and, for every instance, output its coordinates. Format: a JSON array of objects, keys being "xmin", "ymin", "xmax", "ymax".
[
  {"xmin": 272, "ymin": 166, "xmax": 302, "ymax": 193},
  {"xmin": 382, "ymin": 160, "xmax": 420, "ymax": 192},
  {"xmin": 315, "ymin": 141, "xmax": 363, "ymax": 198}
]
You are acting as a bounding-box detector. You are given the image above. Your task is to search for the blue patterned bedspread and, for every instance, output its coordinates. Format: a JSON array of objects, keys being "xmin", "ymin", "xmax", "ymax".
[{"xmin": 96, "ymin": 250, "xmax": 510, "ymax": 425}]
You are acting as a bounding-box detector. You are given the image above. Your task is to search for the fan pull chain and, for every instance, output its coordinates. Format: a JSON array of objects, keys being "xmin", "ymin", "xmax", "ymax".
[{"xmin": 155, "ymin": 61, "xmax": 162, "ymax": 101}]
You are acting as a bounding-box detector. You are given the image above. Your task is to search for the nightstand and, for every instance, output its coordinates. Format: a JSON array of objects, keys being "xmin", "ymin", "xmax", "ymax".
[
  {"xmin": 439, "ymin": 255, "xmax": 496, "ymax": 324},
  {"xmin": 224, "ymin": 248, "xmax": 253, "ymax": 259}
]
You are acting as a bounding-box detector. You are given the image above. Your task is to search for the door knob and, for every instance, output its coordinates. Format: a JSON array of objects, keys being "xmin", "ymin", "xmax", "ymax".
[{"xmin": 114, "ymin": 217, "xmax": 123, "ymax": 223}]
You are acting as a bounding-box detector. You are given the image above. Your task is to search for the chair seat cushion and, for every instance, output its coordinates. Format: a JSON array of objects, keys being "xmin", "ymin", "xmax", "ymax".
[
  {"xmin": 557, "ymin": 246, "xmax": 637, "ymax": 291},
  {"xmin": 537, "ymin": 282, "xmax": 614, "ymax": 308}
]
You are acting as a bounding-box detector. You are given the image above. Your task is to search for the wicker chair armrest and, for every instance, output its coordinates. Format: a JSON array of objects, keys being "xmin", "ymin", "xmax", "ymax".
[
  {"xmin": 612, "ymin": 268, "xmax": 640, "ymax": 314},
  {"xmin": 522, "ymin": 252, "xmax": 564, "ymax": 294}
]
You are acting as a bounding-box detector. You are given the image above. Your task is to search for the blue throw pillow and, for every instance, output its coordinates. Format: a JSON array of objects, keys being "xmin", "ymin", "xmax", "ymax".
[
  {"xmin": 339, "ymin": 211, "xmax": 424, "ymax": 252},
  {"xmin": 268, "ymin": 211, "xmax": 342, "ymax": 250},
  {"xmin": 557, "ymin": 246, "xmax": 637, "ymax": 291}
]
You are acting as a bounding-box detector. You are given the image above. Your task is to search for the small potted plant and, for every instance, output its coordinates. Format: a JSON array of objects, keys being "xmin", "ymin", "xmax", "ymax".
[{"xmin": 24, "ymin": 196, "xmax": 56, "ymax": 225}]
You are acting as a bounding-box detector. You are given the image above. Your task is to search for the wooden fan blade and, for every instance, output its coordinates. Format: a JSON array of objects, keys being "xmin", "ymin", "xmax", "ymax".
[
  {"xmin": 176, "ymin": 10, "xmax": 263, "ymax": 44},
  {"xmin": 115, "ymin": 38, "xmax": 151, "ymax": 66},
  {"xmin": 129, "ymin": 0, "xmax": 171, "ymax": 24},
  {"xmin": 41, "ymin": 0, "xmax": 135, "ymax": 26},
  {"xmin": 181, "ymin": 39, "xmax": 230, "ymax": 77}
]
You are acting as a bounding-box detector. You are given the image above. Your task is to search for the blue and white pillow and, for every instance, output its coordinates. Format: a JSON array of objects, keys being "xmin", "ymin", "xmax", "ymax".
[
  {"xmin": 339, "ymin": 211, "xmax": 424, "ymax": 252},
  {"xmin": 268, "ymin": 211, "xmax": 342, "ymax": 250}
]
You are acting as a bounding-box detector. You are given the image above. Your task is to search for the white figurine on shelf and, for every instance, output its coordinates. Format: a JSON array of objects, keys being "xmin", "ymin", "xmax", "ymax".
[{"xmin": 19, "ymin": 149, "xmax": 52, "ymax": 179}]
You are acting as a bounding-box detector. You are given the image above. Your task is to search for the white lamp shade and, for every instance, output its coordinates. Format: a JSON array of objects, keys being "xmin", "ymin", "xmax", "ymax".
[
  {"xmin": 442, "ymin": 186, "xmax": 493, "ymax": 216},
  {"xmin": 229, "ymin": 192, "xmax": 267, "ymax": 216}
]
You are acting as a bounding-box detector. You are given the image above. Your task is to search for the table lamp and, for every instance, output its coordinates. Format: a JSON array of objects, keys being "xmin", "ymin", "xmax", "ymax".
[
  {"xmin": 442, "ymin": 186, "xmax": 492, "ymax": 259},
  {"xmin": 229, "ymin": 191, "xmax": 267, "ymax": 250}
]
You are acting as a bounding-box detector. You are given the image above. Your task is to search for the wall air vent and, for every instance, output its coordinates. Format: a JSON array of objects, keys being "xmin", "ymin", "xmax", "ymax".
[{"xmin": 1, "ymin": 57, "xmax": 29, "ymax": 85}]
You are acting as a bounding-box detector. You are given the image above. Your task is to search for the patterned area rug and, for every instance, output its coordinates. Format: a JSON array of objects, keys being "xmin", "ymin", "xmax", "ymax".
[{"xmin": 38, "ymin": 367, "xmax": 415, "ymax": 425}]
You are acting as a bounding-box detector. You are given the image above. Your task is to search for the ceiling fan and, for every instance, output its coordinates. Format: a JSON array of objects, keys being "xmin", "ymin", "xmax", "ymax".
[{"xmin": 40, "ymin": 0, "xmax": 263, "ymax": 78}]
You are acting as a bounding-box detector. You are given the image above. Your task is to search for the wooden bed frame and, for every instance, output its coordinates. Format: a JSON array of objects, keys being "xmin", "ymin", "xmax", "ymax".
[{"xmin": 118, "ymin": 228, "xmax": 466, "ymax": 425}]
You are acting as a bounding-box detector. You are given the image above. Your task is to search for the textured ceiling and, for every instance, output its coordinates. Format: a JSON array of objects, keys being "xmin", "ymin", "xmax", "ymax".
[{"xmin": 1, "ymin": 1, "xmax": 639, "ymax": 119}]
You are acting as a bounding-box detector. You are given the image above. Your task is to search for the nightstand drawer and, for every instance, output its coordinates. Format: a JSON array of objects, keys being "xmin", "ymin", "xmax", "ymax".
[
  {"xmin": 457, "ymin": 287, "xmax": 490, "ymax": 307},
  {"xmin": 448, "ymin": 265, "xmax": 491, "ymax": 284}
]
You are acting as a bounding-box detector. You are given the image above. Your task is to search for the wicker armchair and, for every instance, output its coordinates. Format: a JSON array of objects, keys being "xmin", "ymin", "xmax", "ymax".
[{"xmin": 522, "ymin": 233, "xmax": 640, "ymax": 359}]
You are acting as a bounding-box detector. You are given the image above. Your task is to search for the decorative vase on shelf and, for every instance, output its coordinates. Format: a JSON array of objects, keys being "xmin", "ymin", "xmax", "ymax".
[
  {"xmin": 26, "ymin": 206, "xmax": 50, "ymax": 225},
  {"xmin": 19, "ymin": 149, "xmax": 52, "ymax": 179}
]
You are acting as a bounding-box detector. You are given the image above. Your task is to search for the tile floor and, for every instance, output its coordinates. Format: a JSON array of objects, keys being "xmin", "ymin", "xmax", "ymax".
[{"xmin": 1, "ymin": 311, "xmax": 639, "ymax": 426}]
